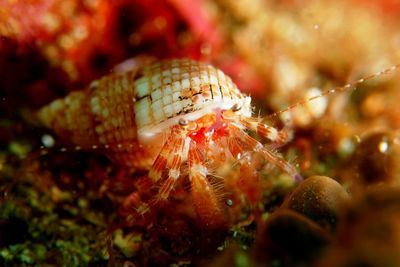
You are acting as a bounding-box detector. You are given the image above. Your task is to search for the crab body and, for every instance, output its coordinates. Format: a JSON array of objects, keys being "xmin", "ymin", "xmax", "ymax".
[{"xmin": 37, "ymin": 59, "xmax": 299, "ymax": 227}]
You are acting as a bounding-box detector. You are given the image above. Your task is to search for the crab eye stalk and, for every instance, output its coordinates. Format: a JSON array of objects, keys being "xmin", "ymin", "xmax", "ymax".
[
  {"xmin": 231, "ymin": 103, "xmax": 242, "ymax": 112},
  {"xmin": 179, "ymin": 118, "xmax": 189, "ymax": 126}
]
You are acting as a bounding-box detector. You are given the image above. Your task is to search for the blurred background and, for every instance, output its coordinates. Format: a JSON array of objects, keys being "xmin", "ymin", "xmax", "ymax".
[{"xmin": 2, "ymin": 0, "xmax": 400, "ymax": 266}]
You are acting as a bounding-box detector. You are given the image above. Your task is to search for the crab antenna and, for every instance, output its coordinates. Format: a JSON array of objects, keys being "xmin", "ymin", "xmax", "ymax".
[{"xmin": 268, "ymin": 64, "xmax": 400, "ymax": 119}]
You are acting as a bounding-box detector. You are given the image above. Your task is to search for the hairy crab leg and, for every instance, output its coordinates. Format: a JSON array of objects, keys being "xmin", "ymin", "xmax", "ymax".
[
  {"xmin": 188, "ymin": 140, "xmax": 226, "ymax": 228},
  {"xmin": 128, "ymin": 127, "xmax": 187, "ymax": 216},
  {"xmin": 229, "ymin": 124, "xmax": 302, "ymax": 182},
  {"xmin": 148, "ymin": 127, "xmax": 181, "ymax": 182},
  {"xmin": 145, "ymin": 128, "xmax": 189, "ymax": 210},
  {"xmin": 237, "ymin": 116, "xmax": 291, "ymax": 146},
  {"xmin": 227, "ymin": 134, "xmax": 248, "ymax": 159}
]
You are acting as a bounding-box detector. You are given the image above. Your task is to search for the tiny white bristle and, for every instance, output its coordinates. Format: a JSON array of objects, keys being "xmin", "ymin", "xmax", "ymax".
[
  {"xmin": 225, "ymin": 199, "xmax": 233, "ymax": 207},
  {"xmin": 192, "ymin": 163, "xmax": 208, "ymax": 177},
  {"xmin": 41, "ymin": 134, "xmax": 55, "ymax": 148},
  {"xmin": 169, "ymin": 169, "xmax": 181, "ymax": 179}
]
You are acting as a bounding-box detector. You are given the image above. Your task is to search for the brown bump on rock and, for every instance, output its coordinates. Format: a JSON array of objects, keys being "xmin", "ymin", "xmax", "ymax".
[
  {"xmin": 256, "ymin": 209, "xmax": 331, "ymax": 266},
  {"xmin": 315, "ymin": 185, "xmax": 400, "ymax": 267},
  {"xmin": 353, "ymin": 131, "xmax": 400, "ymax": 185},
  {"xmin": 282, "ymin": 176, "xmax": 350, "ymax": 231}
]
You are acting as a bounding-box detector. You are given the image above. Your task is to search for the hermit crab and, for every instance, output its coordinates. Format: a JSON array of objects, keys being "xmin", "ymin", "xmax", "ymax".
[{"xmin": 38, "ymin": 58, "xmax": 397, "ymax": 226}]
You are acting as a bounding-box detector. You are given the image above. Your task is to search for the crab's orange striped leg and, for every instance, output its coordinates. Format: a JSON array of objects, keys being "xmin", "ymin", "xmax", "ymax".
[
  {"xmin": 154, "ymin": 134, "xmax": 187, "ymax": 202},
  {"xmin": 188, "ymin": 140, "xmax": 226, "ymax": 228},
  {"xmin": 238, "ymin": 116, "xmax": 291, "ymax": 146},
  {"xmin": 229, "ymin": 124, "xmax": 302, "ymax": 182},
  {"xmin": 132, "ymin": 127, "xmax": 187, "ymax": 216},
  {"xmin": 138, "ymin": 128, "xmax": 189, "ymax": 213},
  {"xmin": 148, "ymin": 126, "xmax": 181, "ymax": 182},
  {"xmin": 227, "ymin": 134, "xmax": 248, "ymax": 159}
]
